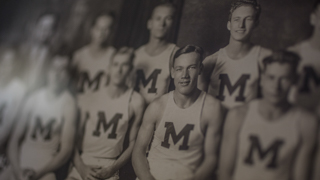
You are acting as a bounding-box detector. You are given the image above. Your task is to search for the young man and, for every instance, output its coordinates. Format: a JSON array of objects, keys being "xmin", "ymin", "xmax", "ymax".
[
  {"xmin": 219, "ymin": 51, "xmax": 318, "ymax": 180},
  {"xmin": 133, "ymin": 2, "xmax": 178, "ymax": 105},
  {"xmin": 66, "ymin": 48, "xmax": 145, "ymax": 180},
  {"xmin": 133, "ymin": 45, "xmax": 223, "ymax": 180},
  {"xmin": 0, "ymin": 47, "xmax": 27, "ymax": 170},
  {"xmin": 2, "ymin": 52, "xmax": 77, "ymax": 180},
  {"xmin": 73, "ymin": 12, "xmax": 116, "ymax": 96},
  {"xmin": 198, "ymin": 0, "xmax": 271, "ymax": 109},
  {"xmin": 21, "ymin": 12, "xmax": 58, "ymax": 93}
]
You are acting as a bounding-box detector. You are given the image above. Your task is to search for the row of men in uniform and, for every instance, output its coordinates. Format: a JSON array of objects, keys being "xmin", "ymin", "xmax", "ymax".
[{"xmin": 0, "ymin": 0, "xmax": 320, "ymax": 179}]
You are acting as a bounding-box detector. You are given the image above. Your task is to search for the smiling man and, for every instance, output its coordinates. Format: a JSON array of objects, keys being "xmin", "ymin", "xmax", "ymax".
[
  {"xmin": 198, "ymin": 0, "xmax": 271, "ymax": 109},
  {"xmin": 132, "ymin": 45, "xmax": 223, "ymax": 180},
  {"xmin": 219, "ymin": 51, "xmax": 318, "ymax": 180}
]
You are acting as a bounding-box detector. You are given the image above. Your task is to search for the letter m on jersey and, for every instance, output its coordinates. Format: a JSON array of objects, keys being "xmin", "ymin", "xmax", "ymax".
[
  {"xmin": 299, "ymin": 66, "xmax": 320, "ymax": 93},
  {"xmin": 135, "ymin": 69, "xmax": 161, "ymax": 93},
  {"xmin": 31, "ymin": 117, "xmax": 56, "ymax": 141},
  {"xmin": 161, "ymin": 122, "xmax": 194, "ymax": 150},
  {"xmin": 92, "ymin": 112, "xmax": 122, "ymax": 139},
  {"xmin": 244, "ymin": 135, "xmax": 284, "ymax": 169},
  {"xmin": 78, "ymin": 71, "xmax": 104, "ymax": 93},
  {"xmin": 216, "ymin": 74, "xmax": 250, "ymax": 101}
]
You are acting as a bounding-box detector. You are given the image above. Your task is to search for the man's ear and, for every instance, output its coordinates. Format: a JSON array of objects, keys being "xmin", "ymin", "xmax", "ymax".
[
  {"xmin": 171, "ymin": 67, "xmax": 174, "ymax": 79},
  {"xmin": 227, "ymin": 21, "xmax": 231, "ymax": 31},
  {"xmin": 310, "ymin": 12, "xmax": 316, "ymax": 26},
  {"xmin": 147, "ymin": 19, "xmax": 152, "ymax": 30}
]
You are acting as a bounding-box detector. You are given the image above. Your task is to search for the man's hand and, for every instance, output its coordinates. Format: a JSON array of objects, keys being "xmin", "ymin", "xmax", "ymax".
[
  {"xmin": 79, "ymin": 164, "xmax": 101, "ymax": 180},
  {"xmin": 22, "ymin": 168, "xmax": 36, "ymax": 180},
  {"xmin": 94, "ymin": 165, "xmax": 117, "ymax": 179}
]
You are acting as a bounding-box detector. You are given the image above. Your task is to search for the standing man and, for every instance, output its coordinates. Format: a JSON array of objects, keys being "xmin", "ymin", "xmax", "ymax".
[
  {"xmin": 219, "ymin": 51, "xmax": 318, "ymax": 180},
  {"xmin": 287, "ymin": 1, "xmax": 320, "ymax": 179},
  {"xmin": 20, "ymin": 12, "xmax": 59, "ymax": 93},
  {"xmin": 133, "ymin": 45, "xmax": 223, "ymax": 180},
  {"xmin": 3, "ymin": 51, "xmax": 77, "ymax": 180},
  {"xmin": 66, "ymin": 48, "xmax": 145, "ymax": 180},
  {"xmin": 133, "ymin": 2, "xmax": 178, "ymax": 105},
  {"xmin": 0, "ymin": 46, "xmax": 27, "ymax": 171},
  {"xmin": 198, "ymin": 0, "xmax": 271, "ymax": 109},
  {"xmin": 73, "ymin": 11, "xmax": 116, "ymax": 96}
]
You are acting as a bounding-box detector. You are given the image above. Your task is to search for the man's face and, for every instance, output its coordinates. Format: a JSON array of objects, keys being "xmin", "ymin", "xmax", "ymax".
[
  {"xmin": 227, "ymin": 5, "xmax": 257, "ymax": 42},
  {"xmin": 33, "ymin": 15, "xmax": 56, "ymax": 44},
  {"xmin": 261, "ymin": 62, "xmax": 296, "ymax": 105},
  {"xmin": 109, "ymin": 54, "xmax": 132, "ymax": 86},
  {"xmin": 91, "ymin": 15, "xmax": 113, "ymax": 45},
  {"xmin": 148, "ymin": 6, "xmax": 175, "ymax": 39},
  {"xmin": 311, "ymin": 4, "xmax": 320, "ymax": 33},
  {"xmin": 47, "ymin": 56, "xmax": 69, "ymax": 91},
  {"xmin": 171, "ymin": 52, "xmax": 202, "ymax": 96},
  {"xmin": 0, "ymin": 51, "xmax": 15, "ymax": 82}
]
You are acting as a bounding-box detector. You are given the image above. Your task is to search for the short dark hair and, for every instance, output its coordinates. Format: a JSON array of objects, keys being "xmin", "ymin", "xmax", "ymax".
[
  {"xmin": 262, "ymin": 50, "xmax": 300, "ymax": 74},
  {"xmin": 112, "ymin": 47, "xmax": 135, "ymax": 66},
  {"xmin": 172, "ymin": 45, "xmax": 204, "ymax": 67},
  {"xmin": 91, "ymin": 11, "xmax": 115, "ymax": 27},
  {"xmin": 313, "ymin": 0, "xmax": 320, "ymax": 12},
  {"xmin": 150, "ymin": 2, "xmax": 177, "ymax": 19},
  {"xmin": 228, "ymin": 0, "xmax": 261, "ymax": 22}
]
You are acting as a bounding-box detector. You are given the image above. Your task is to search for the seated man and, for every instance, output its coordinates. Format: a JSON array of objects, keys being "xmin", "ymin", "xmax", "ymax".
[
  {"xmin": 3, "ymin": 49, "xmax": 77, "ymax": 180},
  {"xmin": 219, "ymin": 50, "xmax": 318, "ymax": 180},
  {"xmin": 133, "ymin": 45, "xmax": 223, "ymax": 180},
  {"xmin": 66, "ymin": 48, "xmax": 145, "ymax": 180}
]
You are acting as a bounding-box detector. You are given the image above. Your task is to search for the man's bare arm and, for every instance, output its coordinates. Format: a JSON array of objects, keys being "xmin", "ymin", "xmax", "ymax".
[
  {"xmin": 96, "ymin": 92, "xmax": 146, "ymax": 179},
  {"xmin": 312, "ymin": 125, "xmax": 320, "ymax": 180},
  {"xmin": 34, "ymin": 97, "xmax": 77, "ymax": 179},
  {"xmin": 294, "ymin": 113, "xmax": 318, "ymax": 180},
  {"xmin": 198, "ymin": 53, "xmax": 218, "ymax": 92},
  {"xmin": 194, "ymin": 96, "xmax": 223, "ymax": 180},
  {"xmin": 8, "ymin": 97, "xmax": 33, "ymax": 179},
  {"xmin": 218, "ymin": 105, "xmax": 248, "ymax": 180},
  {"xmin": 132, "ymin": 97, "xmax": 165, "ymax": 180}
]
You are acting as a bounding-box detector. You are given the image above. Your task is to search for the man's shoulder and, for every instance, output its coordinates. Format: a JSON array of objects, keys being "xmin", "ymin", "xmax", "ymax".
[
  {"xmin": 74, "ymin": 45, "xmax": 89, "ymax": 60},
  {"xmin": 203, "ymin": 93, "xmax": 220, "ymax": 107},
  {"xmin": 131, "ymin": 90, "xmax": 146, "ymax": 108},
  {"xmin": 147, "ymin": 93, "xmax": 169, "ymax": 111},
  {"xmin": 203, "ymin": 51, "xmax": 219, "ymax": 64}
]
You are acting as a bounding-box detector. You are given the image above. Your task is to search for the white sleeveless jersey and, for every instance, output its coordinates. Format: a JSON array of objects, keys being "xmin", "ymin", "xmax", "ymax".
[
  {"xmin": 148, "ymin": 91, "xmax": 205, "ymax": 180},
  {"xmin": 81, "ymin": 88, "xmax": 133, "ymax": 159},
  {"xmin": 208, "ymin": 46, "xmax": 270, "ymax": 109},
  {"xmin": 289, "ymin": 41, "xmax": 320, "ymax": 112},
  {"xmin": 74, "ymin": 46, "xmax": 116, "ymax": 96},
  {"xmin": 234, "ymin": 100, "xmax": 304, "ymax": 180},
  {"xmin": 20, "ymin": 89, "xmax": 73, "ymax": 170},
  {"xmin": 0, "ymin": 79, "xmax": 26, "ymax": 134},
  {"xmin": 133, "ymin": 44, "xmax": 176, "ymax": 104}
]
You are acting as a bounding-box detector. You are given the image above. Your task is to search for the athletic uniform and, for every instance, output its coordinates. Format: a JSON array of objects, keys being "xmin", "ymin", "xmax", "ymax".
[
  {"xmin": 233, "ymin": 100, "xmax": 312, "ymax": 180},
  {"xmin": 67, "ymin": 88, "xmax": 133, "ymax": 180},
  {"xmin": 147, "ymin": 91, "xmax": 206, "ymax": 180},
  {"xmin": 74, "ymin": 46, "xmax": 116, "ymax": 96},
  {"xmin": 134, "ymin": 44, "xmax": 176, "ymax": 104},
  {"xmin": 289, "ymin": 41, "xmax": 320, "ymax": 113},
  {"xmin": 207, "ymin": 46, "xmax": 270, "ymax": 109},
  {"xmin": 20, "ymin": 89, "xmax": 73, "ymax": 172},
  {"xmin": 0, "ymin": 79, "xmax": 26, "ymax": 169}
]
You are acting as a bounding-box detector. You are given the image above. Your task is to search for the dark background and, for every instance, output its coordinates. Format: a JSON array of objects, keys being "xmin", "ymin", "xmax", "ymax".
[{"xmin": 0, "ymin": 0, "xmax": 315, "ymax": 55}]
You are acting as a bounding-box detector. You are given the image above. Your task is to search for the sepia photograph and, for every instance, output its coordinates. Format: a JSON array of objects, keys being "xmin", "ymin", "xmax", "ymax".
[{"xmin": 0, "ymin": 0, "xmax": 319, "ymax": 180}]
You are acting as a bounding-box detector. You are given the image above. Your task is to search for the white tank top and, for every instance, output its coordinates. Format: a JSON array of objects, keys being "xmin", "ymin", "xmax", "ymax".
[
  {"xmin": 148, "ymin": 91, "xmax": 205, "ymax": 180},
  {"xmin": 208, "ymin": 46, "xmax": 265, "ymax": 109},
  {"xmin": 234, "ymin": 100, "xmax": 301, "ymax": 180},
  {"xmin": 133, "ymin": 44, "xmax": 176, "ymax": 104},
  {"xmin": 0, "ymin": 79, "xmax": 26, "ymax": 131},
  {"xmin": 290, "ymin": 41, "xmax": 320, "ymax": 112},
  {"xmin": 74, "ymin": 46, "xmax": 115, "ymax": 96},
  {"xmin": 81, "ymin": 88, "xmax": 133, "ymax": 159},
  {"xmin": 22, "ymin": 89, "xmax": 71, "ymax": 155}
]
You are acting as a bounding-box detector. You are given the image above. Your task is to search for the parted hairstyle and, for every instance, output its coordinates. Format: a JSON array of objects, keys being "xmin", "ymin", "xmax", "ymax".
[
  {"xmin": 229, "ymin": 0, "xmax": 261, "ymax": 22},
  {"xmin": 262, "ymin": 50, "xmax": 300, "ymax": 74},
  {"xmin": 172, "ymin": 45, "xmax": 204, "ymax": 67}
]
